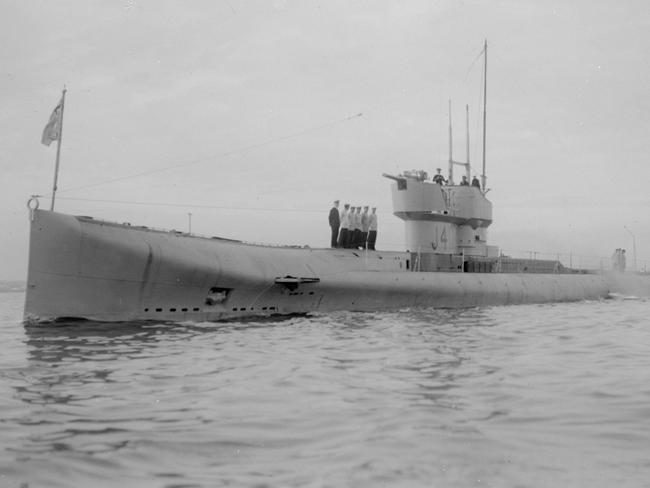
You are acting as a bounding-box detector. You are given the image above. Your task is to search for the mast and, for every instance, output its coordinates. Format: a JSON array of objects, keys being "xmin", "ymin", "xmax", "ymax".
[
  {"xmin": 466, "ymin": 103, "xmax": 471, "ymax": 182},
  {"xmin": 448, "ymin": 99, "xmax": 453, "ymax": 184},
  {"xmin": 481, "ymin": 39, "xmax": 487, "ymax": 191}
]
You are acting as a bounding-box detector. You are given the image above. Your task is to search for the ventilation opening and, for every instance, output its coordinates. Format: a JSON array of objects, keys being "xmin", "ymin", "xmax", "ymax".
[{"xmin": 205, "ymin": 287, "xmax": 232, "ymax": 305}]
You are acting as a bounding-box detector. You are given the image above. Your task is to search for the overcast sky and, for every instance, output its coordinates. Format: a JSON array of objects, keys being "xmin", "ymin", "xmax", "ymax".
[{"xmin": 1, "ymin": 0, "xmax": 648, "ymax": 279}]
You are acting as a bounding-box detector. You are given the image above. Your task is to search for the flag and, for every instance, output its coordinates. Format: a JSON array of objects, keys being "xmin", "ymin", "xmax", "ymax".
[{"xmin": 41, "ymin": 97, "xmax": 63, "ymax": 146}]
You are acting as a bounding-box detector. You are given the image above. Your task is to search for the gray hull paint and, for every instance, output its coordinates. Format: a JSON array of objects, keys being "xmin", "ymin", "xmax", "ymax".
[{"xmin": 25, "ymin": 210, "xmax": 612, "ymax": 323}]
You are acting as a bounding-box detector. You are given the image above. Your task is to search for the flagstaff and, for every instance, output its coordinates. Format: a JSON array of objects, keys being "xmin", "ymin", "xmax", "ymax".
[
  {"xmin": 50, "ymin": 88, "xmax": 66, "ymax": 210},
  {"xmin": 41, "ymin": 88, "xmax": 67, "ymax": 210}
]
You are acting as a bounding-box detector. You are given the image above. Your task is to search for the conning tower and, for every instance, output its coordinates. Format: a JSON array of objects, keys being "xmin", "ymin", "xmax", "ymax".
[
  {"xmin": 386, "ymin": 40, "xmax": 497, "ymax": 263},
  {"xmin": 383, "ymin": 170, "xmax": 498, "ymax": 259}
]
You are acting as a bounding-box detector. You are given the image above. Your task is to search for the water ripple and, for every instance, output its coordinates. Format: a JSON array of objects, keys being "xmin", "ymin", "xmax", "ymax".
[{"xmin": 1, "ymin": 293, "xmax": 649, "ymax": 487}]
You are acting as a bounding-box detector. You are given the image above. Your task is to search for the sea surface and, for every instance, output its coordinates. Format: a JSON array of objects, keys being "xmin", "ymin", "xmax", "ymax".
[{"xmin": 1, "ymin": 291, "xmax": 649, "ymax": 488}]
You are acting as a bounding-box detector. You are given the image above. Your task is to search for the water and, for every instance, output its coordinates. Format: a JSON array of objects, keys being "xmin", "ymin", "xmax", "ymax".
[{"xmin": 1, "ymin": 291, "xmax": 649, "ymax": 487}]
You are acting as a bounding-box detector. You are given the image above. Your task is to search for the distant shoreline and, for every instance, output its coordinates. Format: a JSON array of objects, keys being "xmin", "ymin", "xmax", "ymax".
[{"xmin": 0, "ymin": 281, "xmax": 26, "ymax": 293}]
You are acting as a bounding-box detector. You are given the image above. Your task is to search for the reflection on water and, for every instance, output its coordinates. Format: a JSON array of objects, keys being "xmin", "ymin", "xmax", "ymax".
[
  {"xmin": 2, "ymin": 298, "xmax": 650, "ymax": 487},
  {"xmin": 25, "ymin": 321, "xmax": 192, "ymax": 362}
]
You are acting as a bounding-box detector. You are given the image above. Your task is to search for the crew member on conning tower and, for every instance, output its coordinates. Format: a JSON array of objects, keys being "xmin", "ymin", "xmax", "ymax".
[{"xmin": 433, "ymin": 168, "xmax": 446, "ymax": 185}]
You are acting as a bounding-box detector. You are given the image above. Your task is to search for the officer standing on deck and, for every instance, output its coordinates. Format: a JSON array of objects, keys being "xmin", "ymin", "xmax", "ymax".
[
  {"xmin": 361, "ymin": 206, "xmax": 369, "ymax": 249},
  {"xmin": 352, "ymin": 206, "xmax": 362, "ymax": 248},
  {"xmin": 345, "ymin": 206, "xmax": 354, "ymax": 248},
  {"xmin": 338, "ymin": 203, "xmax": 350, "ymax": 248},
  {"xmin": 328, "ymin": 200, "xmax": 340, "ymax": 247},
  {"xmin": 344, "ymin": 206, "xmax": 353, "ymax": 247}
]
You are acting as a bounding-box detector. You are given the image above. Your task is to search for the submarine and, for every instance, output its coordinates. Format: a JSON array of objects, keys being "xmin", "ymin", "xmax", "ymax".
[
  {"xmin": 25, "ymin": 42, "xmax": 647, "ymax": 324},
  {"xmin": 24, "ymin": 163, "xmax": 618, "ymax": 324}
]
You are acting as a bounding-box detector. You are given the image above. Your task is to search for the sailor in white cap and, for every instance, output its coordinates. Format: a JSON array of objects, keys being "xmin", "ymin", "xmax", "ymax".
[
  {"xmin": 361, "ymin": 206, "xmax": 370, "ymax": 249},
  {"xmin": 367, "ymin": 207, "xmax": 378, "ymax": 250},
  {"xmin": 346, "ymin": 206, "xmax": 356, "ymax": 248},
  {"xmin": 337, "ymin": 203, "xmax": 350, "ymax": 248},
  {"xmin": 352, "ymin": 206, "xmax": 362, "ymax": 248}
]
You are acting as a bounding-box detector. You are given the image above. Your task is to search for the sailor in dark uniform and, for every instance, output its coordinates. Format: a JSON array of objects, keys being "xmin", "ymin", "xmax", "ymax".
[
  {"xmin": 329, "ymin": 200, "xmax": 340, "ymax": 247},
  {"xmin": 471, "ymin": 176, "xmax": 481, "ymax": 189},
  {"xmin": 433, "ymin": 168, "xmax": 446, "ymax": 185},
  {"xmin": 460, "ymin": 175, "xmax": 469, "ymax": 186}
]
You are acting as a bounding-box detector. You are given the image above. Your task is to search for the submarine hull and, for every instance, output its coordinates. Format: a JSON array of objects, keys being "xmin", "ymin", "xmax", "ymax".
[{"xmin": 25, "ymin": 209, "xmax": 612, "ymax": 324}]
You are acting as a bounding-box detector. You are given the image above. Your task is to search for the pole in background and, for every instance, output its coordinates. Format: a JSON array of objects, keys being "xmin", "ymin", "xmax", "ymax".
[{"xmin": 188, "ymin": 213, "xmax": 193, "ymax": 233}]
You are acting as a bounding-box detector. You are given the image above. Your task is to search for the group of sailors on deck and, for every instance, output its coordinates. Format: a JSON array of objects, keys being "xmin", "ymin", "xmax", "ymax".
[
  {"xmin": 328, "ymin": 200, "xmax": 377, "ymax": 250},
  {"xmin": 433, "ymin": 168, "xmax": 481, "ymax": 189}
]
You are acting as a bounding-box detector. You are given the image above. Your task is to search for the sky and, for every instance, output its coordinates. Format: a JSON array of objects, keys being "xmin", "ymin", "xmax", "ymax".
[{"xmin": 1, "ymin": 0, "xmax": 649, "ymax": 279}]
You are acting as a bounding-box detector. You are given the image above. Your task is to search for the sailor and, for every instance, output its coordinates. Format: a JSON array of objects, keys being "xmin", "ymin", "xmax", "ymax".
[
  {"xmin": 344, "ymin": 206, "xmax": 355, "ymax": 248},
  {"xmin": 471, "ymin": 176, "xmax": 481, "ymax": 189},
  {"xmin": 433, "ymin": 168, "xmax": 446, "ymax": 185},
  {"xmin": 361, "ymin": 206, "xmax": 369, "ymax": 249},
  {"xmin": 347, "ymin": 206, "xmax": 356, "ymax": 248},
  {"xmin": 352, "ymin": 207, "xmax": 362, "ymax": 248},
  {"xmin": 367, "ymin": 207, "xmax": 378, "ymax": 250},
  {"xmin": 329, "ymin": 200, "xmax": 340, "ymax": 247},
  {"xmin": 337, "ymin": 203, "xmax": 350, "ymax": 248},
  {"xmin": 460, "ymin": 175, "xmax": 469, "ymax": 186},
  {"xmin": 341, "ymin": 207, "xmax": 354, "ymax": 249}
]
